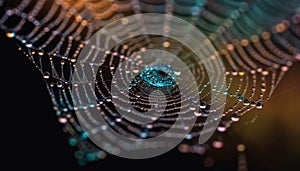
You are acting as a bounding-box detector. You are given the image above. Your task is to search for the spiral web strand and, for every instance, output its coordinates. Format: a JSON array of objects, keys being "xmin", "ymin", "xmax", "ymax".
[{"xmin": 0, "ymin": 0, "xmax": 299, "ymax": 167}]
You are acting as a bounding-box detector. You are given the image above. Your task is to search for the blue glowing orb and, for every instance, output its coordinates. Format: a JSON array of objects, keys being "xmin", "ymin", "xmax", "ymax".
[{"xmin": 139, "ymin": 67, "xmax": 176, "ymax": 87}]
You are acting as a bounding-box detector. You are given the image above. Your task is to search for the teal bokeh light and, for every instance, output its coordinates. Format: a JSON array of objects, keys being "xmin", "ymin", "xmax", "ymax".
[{"xmin": 139, "ymin": 66, "xmax": 176, "ymax": 87}]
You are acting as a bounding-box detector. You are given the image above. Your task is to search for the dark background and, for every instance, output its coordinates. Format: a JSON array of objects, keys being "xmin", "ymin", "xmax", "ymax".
[{"xmin": 1, "ymin": 30, "xmax": 300, "ymax": 171}]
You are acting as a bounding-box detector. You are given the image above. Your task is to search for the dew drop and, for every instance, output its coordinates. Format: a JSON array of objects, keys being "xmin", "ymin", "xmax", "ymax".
[
  {"xmin": 58, "ymin": 117, "xmax": 67, "ymax": 123},
  {"xmin": 256, "ymin": 102, "xmax": 263, "ymax": 109},
  {"xmin": 86, "ymin": 153, "xmax": 95, "ymax": 161},
  {"xmin": 81, "ymin": 132, "xmax": 89, "ymax": 140},
  {"xmin": 295, "ymin": 54, "xmax": 300, "ymax": 61},
  {"xmin": 217, "ymin": 123, "xmax": 227, "ymax": 132},
  {"xmin": 140, "ymin": 132, "xmax": 148, "ymax": 138},
  {"xmin": 96, "ymin": 151, "xmax": 106, "ymax": 159},
  {"xmin": 194, "ymin": 110, "xmax": 202, "ymax": 117},
  {"xmin": 200, "ymin": 101, "xmax": 206, "ymax": 109},
  {"xmin": 163, "ymin": 41, "xmax": 170, "ymax": 48},
  {"xmin": 232, "ymin": 70, "xmax": 238, "ymax": 76},
  {"xmin": 57, "ymin": 81, "xmax": 63, "ymax": 88},
  {"xmin": 6, "ymin": 31, "xmax": 15, "ymax": 38},
  {"xmin": 194, "ymin": 145, "xmax": 206, "ymax": 155},
  {"xmin": 189, "ymin": 105, "xmax": 196, "ymax": 111},
  {"xmin": 185, "ymin": 134, "xmax": 193, "ymax": 140},
  {"xmin": 115, "ymin": 118, "xmax": 122, "ymax": 122},
  {"xmin": 43, "ymin": 72, "xmax": 50, "ymax": 79},
  {"xmin": 151, "ymin": 116, "xmax": 157, "ymax": 121},
  {"xmin": 132, "ymin": 69, "xmax": 139, "ymax": 73},
  {"xmin": 38, "ymin": 50, "xmax": 44, "ymax": 56},
  {"xmin": 281, "ymin": 66, "xmax": 289, "ymax": 72},
  {"xmin": 174, "ymin": 70, "xmax": 181, "ymax": 76},
  {"xmin": 243, "ymin": 99, "xmax": 250, "ymax": 106},
  {"xmin": 183, "ymin": 126, "xmax": 190, "ymax": 130},
  {"xmin": 236, "ymin": 144, "xmax": 246, "ymax": 152},
  {"xmin": 146, "ymin": 124, "xmax": 153, "ymax": 129},
  {"xmin": 26, "ymin": 43, "xmax": 32, "ymax": 48},
  {"xmin": 71, "ymin": 57, "xmax": 76, "ymax": 62},
  {"xmin": 178, "ymin": 144, "xmax": 189, "ymax": 153},
  {"xmin": 101, "ymin": 125, "xmax": 107, "ymax": 130},
  {"xmin": 239, "ymin": 71, "xmax": 245, "ymax": 76},
  {"xmin": 237, "ymin": 95, "xmax": 243, "ymax": 102},
  {"xmin": 69, "ymin": 138, "xmax": 77, "ymax": 146},
  {"xmin": 231, "ymin": 113, "xmax": 240, "ymax": 122},
  {"xmin": 262, "ymin": 70, "xmax": 269, "ymax": 76},
  {"xmin": 212, "ymin": 139, "xmax": 223, "ymax": 149}
]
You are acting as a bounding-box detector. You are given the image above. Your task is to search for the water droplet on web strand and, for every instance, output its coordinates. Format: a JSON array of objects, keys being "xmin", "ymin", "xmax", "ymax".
[
  {"xmin": 243, "ymin": 99, "xmax": 250, "ymax": 106},
  {"xmin": 26, "ymin": 43, "xmax": 33, "ymax": 48},
  {"xmin": 189, "ymin": 105, "xmax": 196, "ymax": 111},
  {"xmin": 6, "ymin": 31, "xmax": 15, "ymax": 38},
  {"xmin": 58, "ymin": 117, "xmax": 67, "ymax": 123},
  {"xmin": 146, "ymin": 124, "xmax": 153, "ymax": 129},
  {"xmin": 140, "ymin": 132, "xmax": 148, "ymax": 138},
  {"xmin": 21, "ymin": 39, "xmax": 26, "ymax": 44},
  {"xmin": 250, "ymin": 101, "xmax": 256, "ymax": 107},
  {"xmin": 57, "ymin": 81, "xmax": 63, "ymax": 88},
  {"xmin": 256, "ymin": 102, "xmax": 263, "ymax": 109},
  {"xmin": 238, "ymin": 95, "xmax": 243, "ymax": 102},
  {"xmin": 178, "ymin": 144, "xmax": 189, "ymax": 153},
  {"xmin": 236, "ymin": 144, "xmax": 246, "ymax": 152},
  {"xmin": 185, "ymin": 134, "xmax": 193, "ymax": 140},
  {"xmin": 194, "ymin": 110, "xmax": 202, "ymax": 117},
  {"xmin": 71, "ymin": 57, "xmax": 76, "ymax": 62},
  {"xmin": 43, "ymin": 72, "xmax": 50, "ymax": 79},
  {"xmin": 86, "ymin": 153, "xmax": 95, "ymax": 161},
  {"xmin": 212, "ymin": 138, "xmax": 224, "ymax": 149},
  {"xmin": 69, "ymin": 138, "xmax": 77, "ymax": 146},
  {"xmin": 38, "ymin": 50, "xmax": 44, "ymax": 56},
  {"xmin": 174, "ymin": 70, "xmax": 181, "ymax": 76},
  {"xmin": 81, "ymin": 132, "xmax": 89, "ymax": 140},
  {"xmin": 217, "ymin": 123, "xmax": 227, "ymax": 132},
  {"xmin": 132, "ymin": 69, "xmax": 139, "ymax": 73},
  {"xmin": 231, "ymin": 113, "xmax": 240, "ymax": 122},
  {"xmin": 200, "ymin": 101, "xmax": 206, "ymax": 109}
]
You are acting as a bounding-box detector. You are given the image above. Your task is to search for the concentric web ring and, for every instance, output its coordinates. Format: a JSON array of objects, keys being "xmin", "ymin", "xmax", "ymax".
[{"xmin": 72, "ymin": 13, "xmax": 226, "ymax": 158}]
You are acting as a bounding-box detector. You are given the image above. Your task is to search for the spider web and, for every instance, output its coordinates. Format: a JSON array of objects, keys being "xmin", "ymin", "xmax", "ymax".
[{"xmin": 0, "ymin": 0, "xmax": 299, "ymax": 167}]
